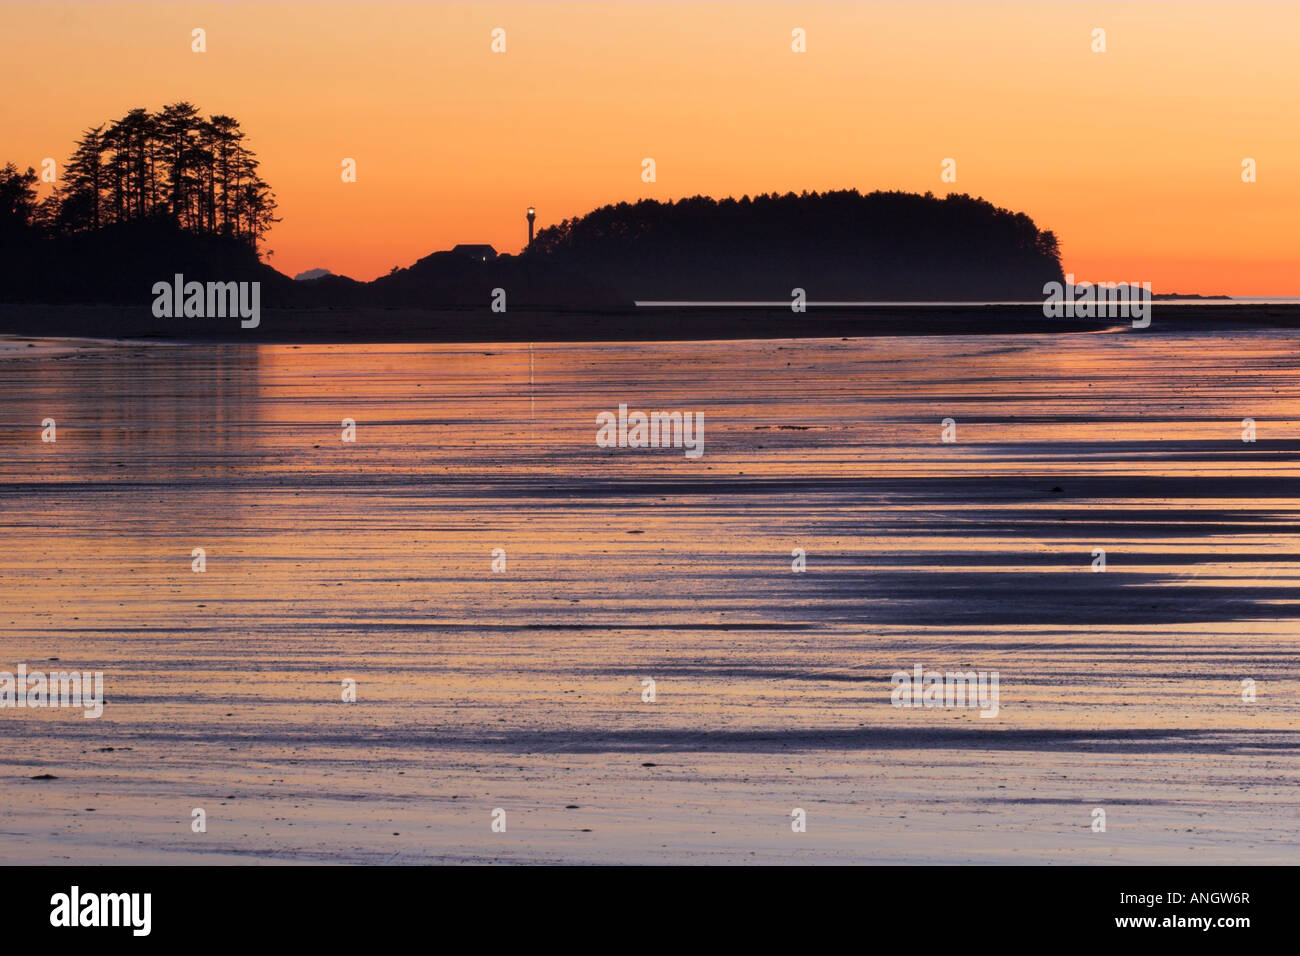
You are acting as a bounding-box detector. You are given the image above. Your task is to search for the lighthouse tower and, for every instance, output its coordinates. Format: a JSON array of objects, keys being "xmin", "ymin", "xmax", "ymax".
[{"xmin": 526, "ymin": 206, "xmax": 536, "ymax": 247}]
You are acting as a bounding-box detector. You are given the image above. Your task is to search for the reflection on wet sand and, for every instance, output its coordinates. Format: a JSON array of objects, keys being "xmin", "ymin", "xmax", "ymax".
[{"xmin": 0, "ymin": 331, "xmax": 1297, "ymax": 863}]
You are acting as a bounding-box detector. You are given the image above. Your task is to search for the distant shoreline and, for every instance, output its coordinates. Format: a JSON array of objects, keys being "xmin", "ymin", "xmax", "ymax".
[{"xmin": 1, "ymin": 302, "xmax": 1299, "ymax": 344}]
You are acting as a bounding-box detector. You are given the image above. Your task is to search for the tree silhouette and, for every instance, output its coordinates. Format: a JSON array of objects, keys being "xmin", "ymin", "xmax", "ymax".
[
  {"xmin": 36, "ymin": 104, "xmax": 277, "ymax": 246},
  {"xmin": 530, "ymin": 190, "xmax": 1066, "ymax": 300},
  {"xmin": 0, "ymin": 163, "xmax": 40, "ymax": 244},
  {"xmin": 60, "ymin": 126, "xmax": 106, "ymax": 232}
]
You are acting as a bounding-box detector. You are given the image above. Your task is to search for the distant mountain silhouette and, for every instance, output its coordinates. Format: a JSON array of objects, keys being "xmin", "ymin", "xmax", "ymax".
[{"xmin": 293, "ymin": 267, "xmax": 333, "ymax": 281}]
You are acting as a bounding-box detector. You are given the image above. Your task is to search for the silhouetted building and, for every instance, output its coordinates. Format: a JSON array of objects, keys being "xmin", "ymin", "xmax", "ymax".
[{"xmin": 452, "ymin": 244, "xmax": 497, "ymax": 262}]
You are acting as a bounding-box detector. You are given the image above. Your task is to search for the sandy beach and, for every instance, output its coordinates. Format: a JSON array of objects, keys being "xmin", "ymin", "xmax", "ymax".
[{"xmin": 1, "ymin": 329, "xmax": 1297, "ymax": 864}]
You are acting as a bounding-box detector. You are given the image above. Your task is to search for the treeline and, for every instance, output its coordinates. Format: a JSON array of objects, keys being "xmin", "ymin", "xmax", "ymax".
[
  {"xmin": 1, "ymin": 103, "xmax": 276, "ymax": 246},
  {"xmin": 529, "ymin": 190, "xmax": 1064, "ymax": 301}
]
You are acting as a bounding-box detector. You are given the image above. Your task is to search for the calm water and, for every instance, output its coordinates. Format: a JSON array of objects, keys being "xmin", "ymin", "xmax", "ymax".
[{"xmin": 1, "ymin": 330, "xmax": 1298, "ymax": 863}]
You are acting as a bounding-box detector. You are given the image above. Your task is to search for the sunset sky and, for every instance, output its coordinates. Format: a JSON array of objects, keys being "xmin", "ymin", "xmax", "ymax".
[{"xmin": 2, "ymin": 0, "xmax": 1298, "ymax": 293}]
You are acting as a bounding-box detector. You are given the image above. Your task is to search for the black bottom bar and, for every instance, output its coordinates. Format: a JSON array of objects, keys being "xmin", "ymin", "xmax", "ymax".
[{"xmin": 2, "ymin": 864, "xmax": 1281, "ymax": 942}]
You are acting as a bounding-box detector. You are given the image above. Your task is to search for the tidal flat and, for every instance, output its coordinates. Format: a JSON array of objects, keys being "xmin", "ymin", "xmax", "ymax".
[{"xmin": 0, "ymin": 329, "xmax": 1297, "ymax": 864}]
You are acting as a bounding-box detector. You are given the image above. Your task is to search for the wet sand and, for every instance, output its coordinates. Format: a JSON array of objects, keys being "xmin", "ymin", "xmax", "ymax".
[
  {"xmin": 0, "ymin": 330, "xmax": 1297, "ymax": 863},
  {"xmin": 3, "ymin": 301, "xmax": 1300, "ymax": 342}
]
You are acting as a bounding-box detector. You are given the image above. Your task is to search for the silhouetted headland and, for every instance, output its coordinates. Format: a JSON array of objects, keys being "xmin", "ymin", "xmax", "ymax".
[{"xmin": 1, "ymin": 111, "xmax": 1296, "ymax": 340}]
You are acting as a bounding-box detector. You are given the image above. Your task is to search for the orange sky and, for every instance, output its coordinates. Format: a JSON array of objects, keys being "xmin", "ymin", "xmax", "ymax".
[{"xmin": 2, "ymin": 1, "xmax": 1298, "ymax": 292}]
